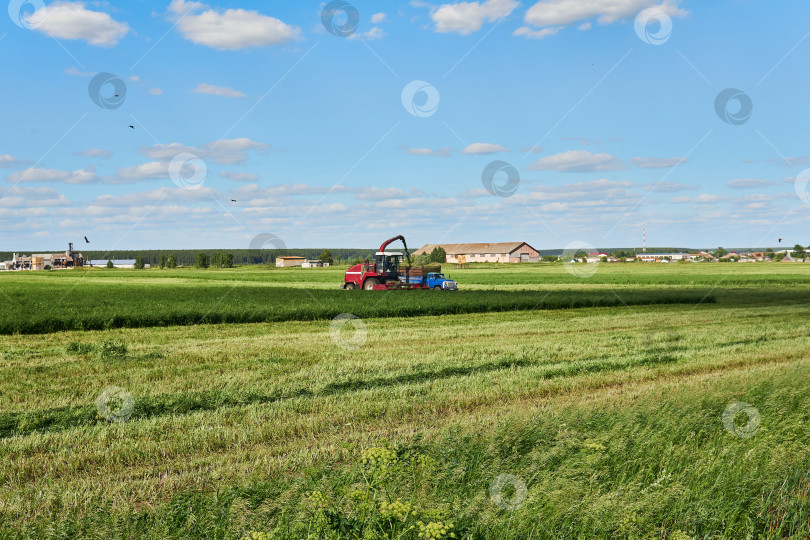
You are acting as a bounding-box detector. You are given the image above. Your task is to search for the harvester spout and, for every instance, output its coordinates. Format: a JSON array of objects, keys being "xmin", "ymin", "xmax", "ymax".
[
  {"xmin": 378, "ymin": 235, "xmax": 412, "ymax": 266},
  {"xmin": 378, "ymin": 235, "xmax": 406, "ymax": 252}
]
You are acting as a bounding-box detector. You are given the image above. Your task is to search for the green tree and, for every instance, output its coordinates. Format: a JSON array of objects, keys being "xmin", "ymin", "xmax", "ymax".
[
  {"xmin": 159, "ymin": 255, "xmax": 166, "ymax": 269},
  {"xmin": 134, "ymin": 256, "xmax": 145, "ymax": 270},
  {"xmin": 223, "ymin": 252, "xmax": 234, "ymax": 268},
  {"xmin": 194, "ymin": 252, "xmax": 209, "ymax": 269},
  {"xmin": 429, "ymin": 247, "xmax": 447, "ymax": 263},
  {"xmin": 574, "ymin": 250, "xmax": 588, "ymax": 263},
  {"xmin": 167, "ymin": 254, "xmax": 177, "ymax": 268},
  {"xmin": 716, "ymin": 247, "xmax": 728, "ymax": 258},
  {"xmin": 318, "ymin": 249, "xmax": 334, "ymax": 264},
  {"xmin": 213, "ymin": 252, "xmax": 223, "ymax": 268},
  {"xmin": 106, "ymin": 260, "xmax": 114, "ymax": 269},
  {"xmin": 791, "ymin": 244, "xmax": 806, "ymax": 261},
  {"xmin": 412, "ymin": 253, "xmax": 430, "ymax": 266},
  {"xmin": 774, "ymin": 252, "xmax": 786, "ymax": 262}
]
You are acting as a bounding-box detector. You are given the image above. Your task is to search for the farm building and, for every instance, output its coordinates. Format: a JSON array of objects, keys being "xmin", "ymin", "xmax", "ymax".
[
  {"xmin": 88, "ymin": 259, "xmax": 150, "ymax": 269},
  {"xmin": 301, "ymin": 260, "xmax": 330, "ymax": 268},
  {"xmin": 276, "ymin": 256, "xmax": 306, "ymax": 267},
  {"xmin": 414, "ymin": 242, "xmax": 540, "ymax": 263},
  {"xmin": 636, "ymin": 253, "xmax": 697, "ymax": 262},
  {"xmin": 1, "ymin": 243, "xmax": 84, "ymax": 270}
]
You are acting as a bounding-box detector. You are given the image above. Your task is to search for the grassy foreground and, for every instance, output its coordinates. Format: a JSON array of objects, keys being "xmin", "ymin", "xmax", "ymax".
[{"xmin": 0, "ymin": 263, "xmax": 809, "ymax": 538}]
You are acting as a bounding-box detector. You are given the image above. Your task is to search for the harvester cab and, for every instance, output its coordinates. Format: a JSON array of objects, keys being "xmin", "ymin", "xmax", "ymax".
[{"xmin": 375, "ymin": 251, "xmax": 403, "ymax": 276}]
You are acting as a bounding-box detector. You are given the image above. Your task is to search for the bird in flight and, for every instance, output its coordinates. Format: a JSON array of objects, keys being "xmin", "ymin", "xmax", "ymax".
[
  {"xmin": 128, "ymin": 125, "xmax": 135, "ymax": 129},
  {"xmin": 84, "ymin": 236, "xmax": 89, "ymax": 243},
  {"xmin": 779, "ymin": 238, "xmax": 783, "ymax": 244},
  {"xmin": 230, "ymin": 199, "xmax": 237, "ymax": 203}
]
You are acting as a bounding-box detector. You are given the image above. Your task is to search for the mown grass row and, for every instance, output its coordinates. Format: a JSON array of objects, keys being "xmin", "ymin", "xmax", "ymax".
[
  {"xmin": 0, "ymin": 340, "xmax": 690, "ymax": 440},
  {"xmin": 0, "ymin": 286, "xmax": 713, "ymax": 334},
  {"xmin": 3, "ymin": 359, "xmax": 807, "ymax": 539}
]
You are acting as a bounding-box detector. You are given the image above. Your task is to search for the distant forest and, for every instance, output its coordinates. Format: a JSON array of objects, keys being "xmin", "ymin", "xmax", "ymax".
[
  {"xmin": 0, "ymin": 246, "xmax": 781, "ymax": 267},
  {"xmin": 0, "ymin": 249, "xmax": 377, "ymax": 267}
]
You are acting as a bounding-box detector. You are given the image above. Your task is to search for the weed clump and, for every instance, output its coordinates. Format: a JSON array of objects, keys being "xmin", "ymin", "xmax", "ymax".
[
  {"xmin": 66, "ymin": 342, "xmax": 95, "ymax": 355},
  {"xmin": 99, "ymin": 341, "xmax": 127, "ymax": 361},
  {"xmin": 250, "ymin": 444, "xmax": 466, "ymax": 540}
]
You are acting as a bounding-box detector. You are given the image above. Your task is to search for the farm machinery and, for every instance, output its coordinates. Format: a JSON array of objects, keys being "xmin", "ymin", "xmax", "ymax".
[{"xmin": 341, "ymin": 235, "xmax": 458, "ymax": 291}]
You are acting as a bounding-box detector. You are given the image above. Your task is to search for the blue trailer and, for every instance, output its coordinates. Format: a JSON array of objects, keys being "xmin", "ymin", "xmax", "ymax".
[{"xmin": 405, "ymin": 272, "xmax": 458, "ymax": 291}]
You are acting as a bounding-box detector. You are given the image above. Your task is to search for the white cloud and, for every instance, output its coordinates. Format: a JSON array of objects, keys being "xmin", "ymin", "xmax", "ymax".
[
  {"xmin": 642, "ymin": 182, "xmax": 696, "ymax": 192},
  {"xmin": 671, "ymin": 193, "xmax": 724, "ymax": 204},
  {"xmin": 129, "ymin": 75, "xmax": 141, "ymax": 82},
  {"xmin": 513, "ymin": 26, "xmax": 559, "ymax": 39},
  {"xmin": 1, "ymin": 186, "xmax": 71, "ymax": 207},
  {"xmin": 461, "ymin": 142, "xmax": 510, "ymax": 154},
  {"xmin": 401, "ymin": 146, "xmax": 451, "ymax": 157},
  {"xmin": 113, "ymin": 162, "xmax": 171, "ymax": 182},
  {"xmin": 139, "ymin": 143, "xmax": 201, "ymax": 161},
  {"xmin": 521, "ymin": 145, "xmax": 543, "ymax": 154},
  {"xmin": 523, "ymin": 0, "xmax": 687, "ymax": 27},
  {"xmin": 0, "ymin": 155, "xmax": 23, "ymax": 168},
  {"xmin": 527, "ymin": 150, "xmax": 625, "ymax": 172},
  {"xmin": 149, "ymin": 88, "xmax": 164, "ymax": 95},
  {"xmin": 219, "ymin": 171, "xmax": 259, "ymax": 182},
  {"xmin": 371, "ymin": 13, "xmax": 388, "ymax": 23},
  {"xmin": 138, "ymin": 138, "xmax": 269, "ymax": 166},
  {"xmin": 509, "ymin": 178, "xmax": 640, "ymax": 211},
  {"xmin": 348, "ymin": 27, "xmax": 386, "ymax": 40},
  {"xmin": 202, "ymin": 138, "xmax": 269, "ymax": 165},
  {"xmin": 7, "ymin": 166, "xmax": 99, "ymax": 184},
  {"xmin": 356, "ymin": 187, "xmax": 417, "ymax": 201},
  {"xmin": 578, "ymin": 21, "xmax": 591, "ymax": 30},
  {"xmin": 774, "ymin": 156, "xmax": 810, "ymax": 167},
  {"xmin": 431, "ymin": 0, "xmax": 519, "ymax": 34},
  {"xmin": 726, "ymin": 178, "xmax": 779, "ymax": 189},
  {"xmin": 631, "ymin": 157, "xmax": 686, "ymax": 168},
  {"xmin": 192, "ymin": 83, "xmax": 247, "ymax": 98},
  {"xmin": 76, "ymin": 148, "xmax": 112, "ymax": 158},
  {"xmin": 563, "ymin": 136, "xmax": 604, "ymax": 146},
  {"xmin": 168, "ymin": 0, "xmax": 301, "ymax": 50},
  {"xmin": 33, "ymin": 1, "xmax": 129, "ymax": 47},
  {"xmin": 64, "ymin": 66, "xmax": 96, "ymax": 77},
  {"xmin": 90, "ymin": 186, "xmax": 220, "ymax": 207}
]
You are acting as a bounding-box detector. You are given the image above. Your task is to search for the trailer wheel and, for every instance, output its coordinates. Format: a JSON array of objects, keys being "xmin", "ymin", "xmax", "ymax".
[
  {"xmin": 344, "ymin": 283, "xmax": 356, "ymax": 290},
  {"xmin": 433, "ymin": 285, "xmax": 441, "ymax": 291},
  {"xmin": 363, "ymin": 278, "xmax": 379, "ymax": 290}
]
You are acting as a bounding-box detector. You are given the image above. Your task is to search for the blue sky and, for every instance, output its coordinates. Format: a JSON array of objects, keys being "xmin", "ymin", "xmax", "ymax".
[{"xmin": 1, "ymin": 0, "xmax": 810, "ymax": 251}]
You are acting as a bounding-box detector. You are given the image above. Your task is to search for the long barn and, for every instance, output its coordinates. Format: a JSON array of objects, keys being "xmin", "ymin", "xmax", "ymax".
[{"xmin": 414, "ymin": 242, "xmax": 540, "ymax": 263}]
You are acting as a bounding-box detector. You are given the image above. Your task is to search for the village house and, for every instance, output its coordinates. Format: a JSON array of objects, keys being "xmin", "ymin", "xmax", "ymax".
[{"xmin": 413, "ymin": 242, "xmax": 540, "ymax": 263}]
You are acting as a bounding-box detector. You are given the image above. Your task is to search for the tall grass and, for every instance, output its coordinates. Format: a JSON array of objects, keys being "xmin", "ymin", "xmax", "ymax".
[
  {"xmin": 0, "ymin": 282, "xmax": 712, "ymax": 334},
  {"xmin": 3, "ymin": 360, "xmax": 808, "ymax": 539}
]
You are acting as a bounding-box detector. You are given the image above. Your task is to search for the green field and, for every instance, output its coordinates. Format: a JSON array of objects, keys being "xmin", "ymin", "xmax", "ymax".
[{"xmin": 1, "ymin": 263, "xmax": 809, "ymax": 539}]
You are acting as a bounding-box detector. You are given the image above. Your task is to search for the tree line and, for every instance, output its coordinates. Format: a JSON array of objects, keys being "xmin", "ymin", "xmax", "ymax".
[{"xmin": 68, "ymin": 249, "xmax": 377, "ymax": 267}]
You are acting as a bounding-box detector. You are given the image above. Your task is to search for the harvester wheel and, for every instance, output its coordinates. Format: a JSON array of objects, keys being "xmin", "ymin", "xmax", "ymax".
[
  {"xmin": 344, "ymin": 283, "xmax": 356, "ymax": 290},
  {"xmin": 363, "ymin": 278, "xmax": 379, "ymax": 290},
  {"xmin": 433, "ymin": 285, "xmax": 441, "ymax": 291}
]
